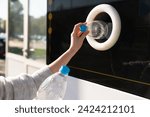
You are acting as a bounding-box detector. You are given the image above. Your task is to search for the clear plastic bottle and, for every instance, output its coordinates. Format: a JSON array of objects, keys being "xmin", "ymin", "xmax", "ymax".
[
  {"xmin": 35, "ymin": 65, "xmax": 70, "ymax": 100},
  {"xmin": 80, "ymin": 20, "xmax": 108, "ymax": 40}
]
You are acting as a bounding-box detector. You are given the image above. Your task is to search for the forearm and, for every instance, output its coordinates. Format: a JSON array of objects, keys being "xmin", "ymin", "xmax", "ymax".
[
  {"xmin": 49, "ymin": 23, "xmax": 88, "ymax": 73},
  {"xmin": 48, "ymin": 48, "xmax": 77, "ymax": 73}
]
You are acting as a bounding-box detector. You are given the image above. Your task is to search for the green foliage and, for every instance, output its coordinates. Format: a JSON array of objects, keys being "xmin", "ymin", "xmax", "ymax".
[
  {"xmin": 29, "ymin": 16, "xmax": 46, "ymax": 36},
  {"xmin": 9, "ymin": 0, "xmax": 23, "ymax": 37},
  {"xmin": 9, "ymin": 0, "xmax": 46, "ymax": 38},
  {"xmin": 30, "ymin": 48, "xmax": 46, "ymax": 59}
]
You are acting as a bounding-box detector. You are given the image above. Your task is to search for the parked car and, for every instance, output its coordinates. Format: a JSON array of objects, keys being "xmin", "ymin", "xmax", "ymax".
[{"xmin": 0, "ymin": 33, "xmax": 5, "ymax": 59}]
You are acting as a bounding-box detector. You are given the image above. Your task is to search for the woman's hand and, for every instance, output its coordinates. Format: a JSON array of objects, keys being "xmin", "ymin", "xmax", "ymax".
[
  {"xmin": 49, "ymin": 23, "xmax": 89, "ymax": 73},
  {"xmin": 69, "ymin": 22, "xmax": 89, "ymax": 53}
]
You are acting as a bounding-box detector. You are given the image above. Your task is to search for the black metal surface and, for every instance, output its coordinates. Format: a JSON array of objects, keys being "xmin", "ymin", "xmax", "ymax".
[{"xmin": 47, "ymin": 0, "xmax": 150, "ymax": 99}]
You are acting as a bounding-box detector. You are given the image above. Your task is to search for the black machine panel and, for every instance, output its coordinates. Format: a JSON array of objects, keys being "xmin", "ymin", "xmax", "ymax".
[{"xmin": 47, "ymin": 0, "xmax": 150, "ymax": 99}]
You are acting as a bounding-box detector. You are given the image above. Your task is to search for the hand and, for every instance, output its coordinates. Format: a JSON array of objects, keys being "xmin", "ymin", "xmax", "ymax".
[
  {"xmin": 48, "ymin": 23, "xmax": 89, "ymax": 73},
  {"xmin": 69, "ymin": 22, "xmax": 89, "ymax": 53}
]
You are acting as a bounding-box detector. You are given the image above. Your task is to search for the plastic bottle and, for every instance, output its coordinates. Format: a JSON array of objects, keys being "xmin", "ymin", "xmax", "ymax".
[
  {"xmin": 35, "ymin": 65, "xmax": 70, "ymax": 100},
  {"xmin": 80, "ymin": 20, "xmax": 108, "ymax": 40}
]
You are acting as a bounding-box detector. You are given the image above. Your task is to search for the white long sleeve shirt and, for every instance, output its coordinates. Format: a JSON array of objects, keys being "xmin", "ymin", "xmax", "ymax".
[{"xmin": 0, "ymin": 66, "xmax": 51, "ymax": 100}]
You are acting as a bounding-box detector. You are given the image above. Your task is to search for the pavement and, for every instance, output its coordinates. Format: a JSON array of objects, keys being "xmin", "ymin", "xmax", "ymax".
[{"xmin": 0, "ymin": 59, "xmax": 5, "ymax": 76}]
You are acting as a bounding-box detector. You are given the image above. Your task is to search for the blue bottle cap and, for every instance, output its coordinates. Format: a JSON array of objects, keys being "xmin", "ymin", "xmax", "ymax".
[
  {"xmin": 59, "ymin": 65, "xmax": 70, "ymax": 75},
  {"xmin": 79, "ymin": 24, "xmax": 87, "ymax": 32}
]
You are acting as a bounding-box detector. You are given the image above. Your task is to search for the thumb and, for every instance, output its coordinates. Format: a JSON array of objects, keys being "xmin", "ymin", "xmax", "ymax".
[{"xmin": 79, "ymin": 31, "xmax": 89, "ymax": 40}]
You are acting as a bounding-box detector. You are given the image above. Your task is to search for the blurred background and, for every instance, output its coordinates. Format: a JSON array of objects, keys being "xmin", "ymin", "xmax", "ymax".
[
  {"xmin": 0, "ymin": 0, "xmax": 47, "ymax": 77},
  {"xmin": 0, "ymin": 0, "xmax": 6, "ymax": 76}
]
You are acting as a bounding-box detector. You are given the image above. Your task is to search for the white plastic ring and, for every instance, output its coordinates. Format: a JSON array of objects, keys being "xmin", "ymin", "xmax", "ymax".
[{"xmin": 86, "ymin": 4, "xmax": 121, "ymax": 51}]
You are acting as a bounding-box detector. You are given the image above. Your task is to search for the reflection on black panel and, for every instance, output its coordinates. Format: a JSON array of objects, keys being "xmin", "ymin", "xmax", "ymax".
[{"xmin": 47, "ymin": 0, "xmax": 150, "ymax": 99}]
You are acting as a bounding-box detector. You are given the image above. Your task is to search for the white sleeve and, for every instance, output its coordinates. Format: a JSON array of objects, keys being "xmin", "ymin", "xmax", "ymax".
[
  {"xmin": 0, "ymin": 76, "xmax": 5, "ymax": 99},
  {"xmin": 0, "ymin": 76, "xmax": 13, "ymax": 100},
  {"xmin": 0, "ymin": 66, "xmax": 52, "ymax": 100},
  {"xmin": 31, "ymin": 66, "xmax": 52, "ymax": 90}
]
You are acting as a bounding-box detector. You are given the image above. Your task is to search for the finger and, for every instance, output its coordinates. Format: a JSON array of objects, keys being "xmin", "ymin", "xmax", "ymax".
[
  {"xmin": 80, "ymin": 30, "xmax": 89, "ymax": 40},
  {"xmin": 72, "ymin": 24, "xmax": 80, "ymax": 37},
  {"xmin": 73, "ymin": 22, "xmax": 83, "ymax": 33},
  {"xmin": 77, "ymin": 31, "xmax": 83, "ymax": 37},
  {"xmin": 73, "ymin": 22, "xmax": 86, "ymax": 36}
]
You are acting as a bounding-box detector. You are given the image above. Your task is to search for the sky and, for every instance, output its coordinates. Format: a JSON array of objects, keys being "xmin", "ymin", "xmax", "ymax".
[
  {"xmin": 0, "ymin": 0, "xmax": 7, "ymax": 19},
  {"xmin": 0, "ymin": 0, "xmax": 46, "ymax": 19},
  {"xmin": 29, "ymin": 0, "xmax": 47, "ymax": 18}
]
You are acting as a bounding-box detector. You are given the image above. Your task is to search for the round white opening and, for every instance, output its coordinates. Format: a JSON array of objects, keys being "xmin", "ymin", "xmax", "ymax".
[{"xmin": 86, "ymin": 4, "xmax": 121, "ymax": 51}]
